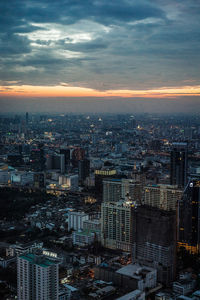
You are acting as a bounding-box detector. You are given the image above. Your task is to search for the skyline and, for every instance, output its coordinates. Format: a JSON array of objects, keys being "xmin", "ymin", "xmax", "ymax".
[{"xmin": 0, "ymin": 0, "xmax": 200, "ymax": 113}]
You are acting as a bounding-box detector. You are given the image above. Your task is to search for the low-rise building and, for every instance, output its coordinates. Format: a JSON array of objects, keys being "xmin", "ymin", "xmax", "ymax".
[{"xmin": 116, "ymin": 289, "xmax": 145, "ymax": 300}]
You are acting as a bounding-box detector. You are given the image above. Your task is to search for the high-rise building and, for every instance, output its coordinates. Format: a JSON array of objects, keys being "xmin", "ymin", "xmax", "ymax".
[
  {"xmin": 95, "ymin": 168, "xmax": 117, "ymax": 193},
  {"xmin": 103, "ymin": 178, "xmax": 142, "ymax": 203},
  {"xmin": 17, "ymin": 253, "xmax": 59, "ymax": 300},
  {"xmin": 60, "ymin": 148, "xmax": 70, "ymax": 163},
  {"xmin": 144, "ymin": 184, "xmax": 183, "ymax": 211},
  {"xmin": 78, "ymin": 159, "xmax": 90, "ymax": 184},
  {"xmin": 178, "ymin": 179, "xmax": 200, "ymax": 254},
  {"xmin": 121, "ymin": 179, "xmax": 142, "ymax": 203},
  {"xmin": 103, "ymin": 178, "xmax": 122, "ymax": 202},
  {"xmin": 101, "ymin": 201, "xmax": 133, "ymax": 252},
  {"xmin": 46, "ymin": 153, "xmax": 65, "ymax": 173},
  {"xmin": 30, "ymin": 144, "xmax": 45, "ymax": 172},
  {"xmin": 71, "ymin": 147, "xmax": 85, "ymax": 167},
  {"xmin": 170, "ymin": 142, "xmax": 188, "ymax": 188},
  {"xmin": 68, "ymin": 211, "xmax": 89, "ymax": 231},
  {"xmin": 132, "ymin": 206, "xmax": 176, "ymax": 286}
]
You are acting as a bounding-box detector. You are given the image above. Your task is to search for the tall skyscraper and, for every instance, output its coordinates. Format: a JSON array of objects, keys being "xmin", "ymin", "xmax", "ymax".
[
  {"xmin": 17, "ymin": 253, "xmax": 59, "ymax": 300},
  {"xmin": 170, "ymin": 142, "xmax": 188, "ymax": 188},
  {"xmin": 178, "ymin": 179, "xmax": 200, "ymax": 254},
  {"xmin": 78, "ymin": 159, "xmax": 90, "ymax": 184},
  {"xmin": 132, "ymin": 206, "xmax": 176, "ymax": 286},
  {"xmin": 60, "ymin": 148, "xmax": 70, "ymax": 166}
]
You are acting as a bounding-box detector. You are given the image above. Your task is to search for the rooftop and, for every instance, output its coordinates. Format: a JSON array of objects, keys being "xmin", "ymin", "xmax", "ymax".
[{"xmin": 19, "ymin": 253, "xmax": 59, "ymax": 268}]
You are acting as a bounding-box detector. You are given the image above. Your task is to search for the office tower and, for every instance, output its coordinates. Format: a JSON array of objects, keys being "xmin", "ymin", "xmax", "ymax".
[
  {"xmin": 101, "ymin": 201, "xmax": 133, "ymax": 252},
  {"xmin": 60, "ymin": 148, "xmax": 70, "ymax": 165},
  {"xmin": 132, "ymin": 206, "xmax": 176, "ymax": 286},
  {"xmin": 95, "ymin": 168, "xmax": 117, "ymax": 193},
  {"xmin": 178, "ymin": 179, "xmax": 200, "ymax": 254},
  {"xmin": 144, "ymin": 184, "xmax": 183, "ymax": 211},
  {"xmin": 71, "ymin": 147, "xmax": 85, "ymax": 167},
  {"xmin": 30, "ymin": 144, "xmax": 45, "ymax": 172},
  {"xmin": 103, "ymin": 178, "xmax": 122, "ymax": 202},
  {"xmin": 46, "ymin": 153, "xmax": 65, "ymax": 173},
  {"xmin": 78, "ymin": 159, "xmax": 90, "ymax": 184},
  {"xmin": 60, "ymin": 154, "xmax": 65, "ymax": 174},
  {"xmin": 60, "ymin": 148, "xmax": 70, "ymax": 161},
  {"xmin": 170, "ymin": 142, "xmax": 188, "ymax": 188},
  {"xmin": 17, "ymin": 253, "xmax": 59, "ymax": 300}
]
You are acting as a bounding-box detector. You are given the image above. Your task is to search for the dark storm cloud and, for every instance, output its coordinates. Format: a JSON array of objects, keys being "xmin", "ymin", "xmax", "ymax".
[
  {"xmin": 0, "ymin": 0, "xmax": 164, "ymax": 30},
  {"xmin": 0, "ymin": 0, "xmax": 200, "ymax": 91}
]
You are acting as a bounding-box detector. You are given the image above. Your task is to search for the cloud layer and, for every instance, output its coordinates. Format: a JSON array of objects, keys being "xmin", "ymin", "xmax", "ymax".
[{"xmin": 0, "ymin": 0, "xmax": 200, "ymax": 113}]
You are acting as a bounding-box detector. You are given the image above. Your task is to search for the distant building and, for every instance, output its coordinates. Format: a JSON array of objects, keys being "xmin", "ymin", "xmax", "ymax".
[
  {"xmin": 68, "ymin": 211, "xmax": 89, "ymax": 231},
  {"xmin": 46, "ymin": 153, "xmax": 65, "ymax": 173},
  {"xmin": 95, "ymin": 168, "xmax": 117, "ymax": 193},
  {"xmin": 34, "ymin": 172, "xmax": 45, "ymax": 189},
  {"xmin": 78, "ymin": 159, "xmax": 90, "ymax": 184},
  {"xmin": 17, "ymin": 253, "xmax": 59, "ymax": 300},
  {"xmin": 71, "ymin": 147, "xmax": 85, "ymax": 167},
  {"xmin": 30, "ymin": 145, "xmax": 45, "ymax": 172},
  {"xmin": 170, "ymin": 142, "xmax": 188, "ymax": 188},
  {"xmin": 60, "ymin": 148, "xmax": 70, "ymax": 163}
]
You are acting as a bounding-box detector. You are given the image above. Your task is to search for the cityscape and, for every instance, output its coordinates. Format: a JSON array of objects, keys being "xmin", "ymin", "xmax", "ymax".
[
  {"xmin": 0, "ymin": 113, "xmax": 199, "ymax": 299},
  {"xmin": 1, "ymin": 0, "xmax": 200, "ymax": 299}
]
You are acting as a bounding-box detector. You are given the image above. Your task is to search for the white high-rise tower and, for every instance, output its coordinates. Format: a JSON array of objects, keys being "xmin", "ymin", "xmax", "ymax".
[{"xmin": 17, "ymin": 253, "xmax": 59, "ymax": 300}]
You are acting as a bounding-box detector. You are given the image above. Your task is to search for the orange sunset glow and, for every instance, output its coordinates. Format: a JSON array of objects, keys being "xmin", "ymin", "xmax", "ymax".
[{"xmin": 1, "ymin": 84, "xmax": 200, "ymax": 98}]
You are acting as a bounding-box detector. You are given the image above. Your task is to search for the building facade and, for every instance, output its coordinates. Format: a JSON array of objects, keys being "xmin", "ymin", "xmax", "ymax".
[
  {"xmin": 103, "ymin": 178, "xmax": 122, "ymax": 202},
  {"xmin": 178, "ymin": 179, "xmax": 200, "ymax": 253},
  {"xmin": 170, "ymin": 142, "xmax": 188, "ymax": 188},
  {"xmin": 132, "ymin": 206, "xmax": 176, "ymax": 286},
  {"xmin": 144, "ymin": 184, "xmax": 183, "ymax": 211},
  {"xmin": 17, "ymin": 253, "xmax": 59, "ymax": 300},
  {"xmin": 101, "ymin": 201, "xmax": 133, "ymax": 251},
  {"xmin": 68, "ymin": 211, "xmax": 89, "ymax": 231}
]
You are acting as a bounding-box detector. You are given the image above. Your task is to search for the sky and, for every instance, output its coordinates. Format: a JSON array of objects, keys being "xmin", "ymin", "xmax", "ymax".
[{"xmin": 0, "ymin": 0, "xmax": 200, "ymax": 114}]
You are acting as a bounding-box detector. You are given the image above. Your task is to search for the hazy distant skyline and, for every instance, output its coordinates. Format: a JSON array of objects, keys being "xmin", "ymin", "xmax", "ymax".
[{"xmin": 0, "ymin": 0, "xmax": 200, "ymax": 113}]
